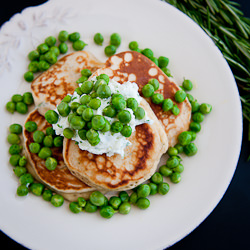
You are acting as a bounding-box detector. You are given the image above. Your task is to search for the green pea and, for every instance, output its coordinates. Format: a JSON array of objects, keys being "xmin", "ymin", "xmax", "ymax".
[
  {"xmin": 186, "ymin": 93, "xmax": 194, "ymax": 102},
  {"xmin": 79, "ymin": 95, "xmax": 91, "ymax": 105},
  {"xmin": 192, "ymin": 112, "xmax": 204, "ymax": 123},
  {"xmin": 151, "ymin": 93, "xmax": 164, "ymax": 104},
  {"xmin": 16, "ymin": 184, "xmax": 29, "ymax": 196},
  {"xmin": 46, "ymin": 127, "xmax": 55, "ymax": 136},
  {"xmin": 158, "ymin": 182, "xmax": 170, "ymax": 195},
  {"xmin": 81, "ymin": 68, "xmax": 92, "ymax": 77},
  {"xmin": 112, "ymin": 93, "xmax": 124, "ymax": 100},
  {"xmin": 68, "ymin": 32, "xmax": 80, "ymax": 42},
  {"xmin": 30, "ymin": 183, "xmax": 45, "ymax": 196},
  {"xmin": 53, "ymin": 136, "xmax": 63, "ymax": 147},
  {"xmin": 178, "ymin": 131, "xmax": 192, "ymax": 146},
  {"xmin": 45, "ymin": 110, "xmax": 59, "ymax": 124},
  {"xmin": 189, "ymin": 131, "xmax": 196, "ymax": 141},
  {"xmin": 39, "ymin": 54, "xmax": 46, "ymax": 61},
  {"xmin": 33, "ymin": 130, "xmax": 45, "ymax": 143},
  {"xmin": 182, "ymin": 79, "xmax": 193, "ymax": 91},
  {"xmin": 199, "ymin": 103, "xmax": 212, "ymax": 114},
  {"xmin": 111, "ymin": 121, "xmax": 123, "ymax": 133},
  {"xmin": 102, "ymin": 105, "xmax": 116, "ymax": 118},
  {"xmin": 9, "ymin": 124, "xmax": 22, "ymax": 134},
  {"xmin": 49, "ymin": 46, "xmax": 60, "ymax": 57},
  {"xmin": 78, "ymin": 197, "xmax": 87, "ymax": 207},
  {"xmin": 14, "ymin": 166, "xmax": 27, "ymax": 177},
  {"xmin": 70, "ymin": 102, "xmax": 80, "ymax": 111},
  {"xmin": 43, "ymin": 189, "xmax": 53, "ymax": 201},
  {"xmin": 70, "ymin": 116, "xmax": 85, "ymax": 130},
  {"xmin": 175, "ymin": 90, "xmax": 187, "ymax": 103},
  {"xmin": 101, "ymin": 119, "xmax": 111, "ymax": 132},
  {"xmin": 142, "ymin": 84, "xmax": 154, "ymax": 98},
  {"xmin": 63, "ymin": 128, "xmax": 75, "ymax": 139},
  {"xmin": 170, "ymin": 172, "xmax": 181, "ymax": 183},
  {"xmin": 89, "ymin": 191, "xmax": 106, "ymax": 206},
  {"xmin": 171, "ymin": 105, "xmax": 180, "ymax": 116},
  {"xmin": 73, "ymin": 40, "xmax": 87, "ymax": 51},
  {"xmin": 109, "ymin": 196, "xmax": 122, "ymax": 209},
  {"xmin": 96, "ymin": 74, "xmax": 110, "ymax": 84},
  {"xmin": 58, "ymin": 30, "xmax": 69, "ymax": 42},
  {"xmin": 76, "ymin": 76, "xmax": 88, "ymax": 84},
  {"xmin": 151, "ymin": 57, "xmax": 159, "ymax": 66},
  {"xmin": 75, "ymin": 87, "xmax": 83, "ymax": 96},
  {"xmin": 134, "ymin": 107, "xmax": 145, "ymax": 120},
  {"xmin": 84, "ymin": 201, "xmax": 98, "ymax": 212},
  {"xmin": 11, "ymin": 94, "xmax": 23, "ymax": 103},
  {"xmin": 28, "ymin": 50, "xmax": 40, "ymax": 61},
  {"xmin": 28, "ymin": 61, "xmax": 39, "ymax": 73},
  {"xmin": 97, "ymin": 84, "xmax": 111, "ymax": 99},
  {"xmin": 80, "ymin": 81, "xmax": 93, "ymax": 94},
  {"xmin": 126, "ymin": 98, "xmax": 138, "ymax": 112},
  {"xmin": 104, "ymin": 45, "xmax": 116, "ymax": 57},
  {"xmin": 110, "ymin": 33, "xmax": 121, "ymax": 47},
  {"xmin": 45, "ymin": 157, "xmax": 57, "ymax": 171},
  {"xmin": 91, "ymin": 115, "xmax": 106, "ymax": 130},
  {"xmin": 86, "ymin": 129, "xmax": 100, "ymax": 146},
  {"xmin": 158, "ymin": 56, "xmax": 169, "ymax": 68},
  {"xmin": 23, "ymin": 92, "xmax": 34, "ymax": 105},
  {"xmin": 88, "ymin": 98, "xmax": 101, "ymax": 110},
  {"xmin": 24, "ymin": 71, "xmax": 34, "ymax": 82},
  {"xmin": 141, "ymin": 48, "xmax": 154, "ymax": 59},
  {"xmin": 190, "ymin": 121, "xmax": 201, "ymax": 132},
  {"xmin": 183, "ymin": 143, "xmax": 198, "ymax": 156},
  {"xmin": 16, "ymin": 102, "xmax": 28, "ymax": 114},
  {"xmin": 129, "ymin": 41, "xmax": 139, "ymax": 50},
  {"xmin": 51, "ymin": 194, "xmax": 64, "ymax": 207},
  {"xmin": 167, "ymin": 147, "xmax": 178, "ymax": 156},
  {"xmin": 162, "ymin": 99, "xmax": 173, "ymax": 112},
  {"xmin": 9, "ymin": 144, "xmax": 22, "ymax": 155},
  {"xmin": 175, "ymin": 144, "xmax": 184, "ymax": 153},
  {"xmin": 19, "ymin": 173, "xmax": 34, "ymax": 185},
  {"xmin": 76, "ymin": 104, "xmax": 86, "ymax": 115},
  {"xmin": 38, "ymin": 59, "xmax": 50, "ymax": 71},
  {"xmin": 9, "ymin": 154, "xmax": 21, "ymax": 166},
  {"xmin": 100, "ymin": 196, "xmax": 109, "ymax": 208},
  {"xmin": 81, "ymin": 108, "xmax": 93, "ymax": 122},
  {"xmin": 119, "ymin": 191, "xmax": 129, "ymax": 202},
  {"xmin": 7, "ymin": 133, "xmax": 20, "ymax": 145},
  {"xmin": 148, "ymin": 183, "xmax": 158, "ymax": 195},
  {"xmin": 94, "ymin": 33, "xmax": 104, "ymax": 45},
  {"xmin": 45, "ymin": 36, "xmax": 56, "ymax": 47},
  {"xmin": 44, "ymin": 51, "xmax": 57, "ymax": 64},
  {"xmin": 118, "ymin": 110, "xmax": 131, "ymax": 124},
  {"xmin": 151, "ymin": 172, "xmax": 163, "ymax": 184},
  {"xmin": 6, "ymin": 101, "xmax": 16, "ymax": 113},
  {"xmin": 129, "ymin": 192, "xmax": 138, "ymax": 204},
  {"xmin": 19, "ymin": 156, "xmax": 27, "ymax": 167},
  {"xmin": 191, "ymin": 101, "xmax": 200, "ymax": 113},
  {"xmin": 58, "ymin": 42, "xmax": 68, "ymax": 54},
  {"xmin": 37, "ymin": 43, "xmax": 49, "ymax": 54},
  {"xmin": 77, "ymin": 129, "xmax": 86, "ymax": 140},
  {"xmin": 161, "ymin": 67, "xmax": 172, "ymax": 77},
  {"xmin": 69, "ymin": 202, "xmax": 82, "ymax": 213},
  {"xmin": 137, "ymin": 184, "xmax": 151, "ymax": 198},
  {"xmin": 100, "ymin": 206, "xmax": 115, "ymax": 218},
  {"xmin": 119, "ymin": 202, "xmax": 131, "ymax": 215},
  {"xmin": 29, "ymin": 142, "xmax": 41, "ymax": 154},
  {"xmin": 136, "ymin": 198, "xmax": 150, "ymax": 209},
  {"xmin": 38, "ymin": 147, "xmax": 52, "ymax": 159},
  {"xmin": 148, "ymin": 79, "xmax": 160, "ymax": 91},
  {"xmin": 166, "ymin": 156, "xmax": 180, "ymax": 169},
  {"xmin": 159, "ymin": 165, "xmax": 173, "ymax": 177},
  {"xmin": 57, "ymin": 102, "xmax": 70, "ymax": 117},
  {"xmin": 173, "ymin": 164, "xmax": 184, "ymax": 173},
  {"xmin": 120, "ymin": 125, "xmax": 132, "ymax": 137},
  {"xmin": 42, "ymin": 135, "xmax": 53, "ymax": 147}
]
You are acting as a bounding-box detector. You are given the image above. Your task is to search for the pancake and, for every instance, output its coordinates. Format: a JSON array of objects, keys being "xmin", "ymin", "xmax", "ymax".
[
  {"xmin": 31, "ymin": 51, "xmax": 104, "ymax": 116},
  {"xmin": 91, "ymin": 51, "xmax": 191, "ymax": 147},
  {"xmin": 63, "ymin": 98, "xmax": 168, "ymax": 191},
  {"xmin": 23, "ymin": 109, "xmax": 96, "ymax": 201}
]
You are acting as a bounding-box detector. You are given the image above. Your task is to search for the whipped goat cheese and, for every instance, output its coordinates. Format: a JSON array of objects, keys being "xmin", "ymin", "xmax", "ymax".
[{"xmin": 53, "ymin": 78, "xmax": 153, "ymax": 158}]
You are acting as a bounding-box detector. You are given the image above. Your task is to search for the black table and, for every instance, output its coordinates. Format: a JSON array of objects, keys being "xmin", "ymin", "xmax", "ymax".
[{"xmin": 1, "ymin": 1, "xmax": 249, "ymax": 249}]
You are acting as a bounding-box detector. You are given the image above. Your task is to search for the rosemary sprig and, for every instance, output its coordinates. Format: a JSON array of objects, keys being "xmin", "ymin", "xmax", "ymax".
[{"xmin": 163, "ymin": 0, "xmax": 250, "ymax": 133}]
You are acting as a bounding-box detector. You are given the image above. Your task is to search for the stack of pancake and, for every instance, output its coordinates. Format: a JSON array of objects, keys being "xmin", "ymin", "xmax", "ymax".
[{"xmin": 23, "ymin": 50, "xmax": 191, "ymax": 201}]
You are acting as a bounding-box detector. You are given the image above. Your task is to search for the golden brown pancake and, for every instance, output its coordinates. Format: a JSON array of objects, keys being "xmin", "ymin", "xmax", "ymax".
[
  {"xmin": 23, "ymin": 109, "xmax": 96, "ymax": 201},
  {"xmin": 91, "ymin": 51, "xmax": 191, "ymax": 147},
  {"xmin": 63, "ymin": 99, "xmax": 168, "ymax": 191},
  {"xmin": 31, "ymin": 51, "xmax": 104, "ymax": 116}
]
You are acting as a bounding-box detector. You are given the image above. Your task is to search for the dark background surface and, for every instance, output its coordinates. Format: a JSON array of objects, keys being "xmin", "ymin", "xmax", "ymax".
[{"xmin": 0, "ymin": 1, "xmax": 250, "ymax": 249}]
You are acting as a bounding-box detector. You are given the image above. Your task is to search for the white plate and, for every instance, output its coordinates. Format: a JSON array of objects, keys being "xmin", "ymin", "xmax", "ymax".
[{"xmin": 0, "ymin": 0, "xmax": 242, "ymax": 249}]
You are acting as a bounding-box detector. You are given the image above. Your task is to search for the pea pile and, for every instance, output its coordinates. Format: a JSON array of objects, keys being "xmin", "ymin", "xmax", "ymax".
[
  {"xmin": 6, "ymin": 92, "xmax": 34, "ymax": 114},
  {"xmin": 24, "ymin": 31, "xmax": 87, "ymax": 82},
  {"xmin": 45, "ymin": 73, "xmax": 146, "ymax": 146},
  {"xmin": 25, "ymin": 121, "xmax": 63, "ymax": 171}
]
